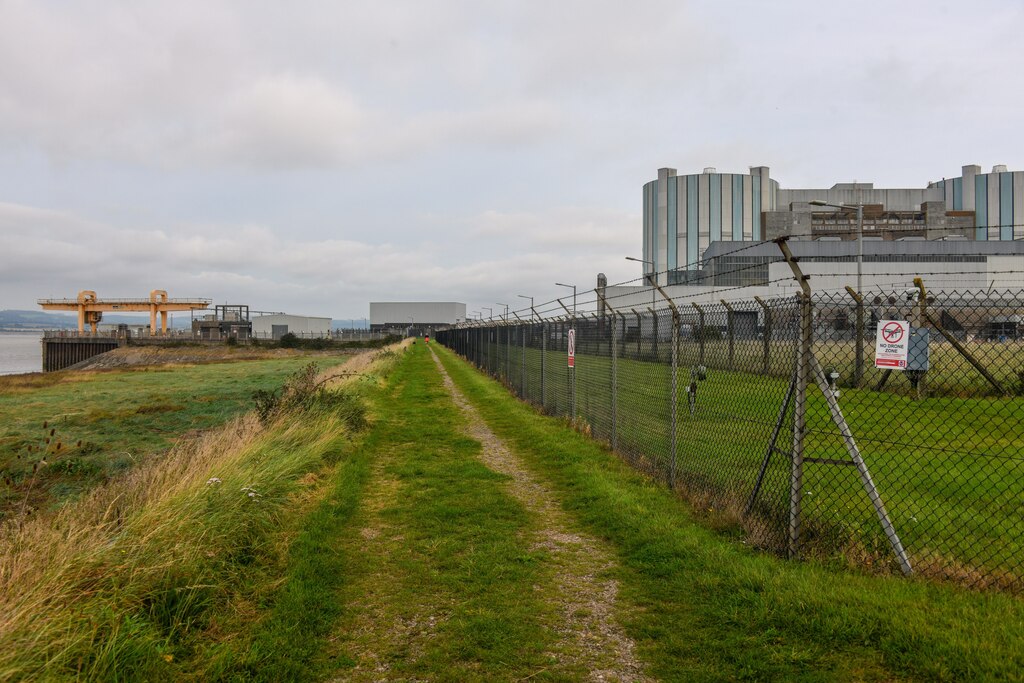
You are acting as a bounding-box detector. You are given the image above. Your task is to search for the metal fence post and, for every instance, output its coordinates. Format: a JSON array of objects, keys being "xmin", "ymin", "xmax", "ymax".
[
  {"xmin": 693, "ymin": 303, "xmax": 706, "ymax": 365},
  {"xmin": 521, "ymin": 323, "xmax": 527, "ymax": 399},
  {"xmin": 541, "ymin": 321, "xmax": 547, "ymax": 409},
  {"xmin": 611, "ymin": 314, "xmax": 618, "ymax": 451},
  {"xmin": 669, "ymin": 307, "xmax": 680, "ymax": 487},
  {"xmin": 755, "ymin": 296, "xmax": 772, "ymax": 376},
  {"xmin": 722, "ymin": 299, "xmax": 735, "ymax": 371},
  {"xmin": 790, "ymin": 292, "xmax": 812, "ymax": 557},
  {"xmin": 845, "ymin": 285, "xmax": 864, "ymax": 387}
]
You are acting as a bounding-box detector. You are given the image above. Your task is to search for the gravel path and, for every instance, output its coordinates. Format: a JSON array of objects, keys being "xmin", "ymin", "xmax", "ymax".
[{"xmin": 429, "ymin": 348, "xmax": 650, "ymax": 682}]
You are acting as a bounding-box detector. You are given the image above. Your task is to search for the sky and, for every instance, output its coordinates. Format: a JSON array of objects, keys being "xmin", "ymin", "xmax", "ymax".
[{"xmin": 1, "ymin": 0, "xmax": 1022, "ymax": 320}]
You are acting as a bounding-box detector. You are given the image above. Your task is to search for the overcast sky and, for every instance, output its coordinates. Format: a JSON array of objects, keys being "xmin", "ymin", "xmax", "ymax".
[{"xmin": 1, "ymin": 0, "xmax": 1022, "ymax": 319}]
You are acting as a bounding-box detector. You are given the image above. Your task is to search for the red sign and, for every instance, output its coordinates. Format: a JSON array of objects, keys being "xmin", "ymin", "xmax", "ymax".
[{"xmin": 567, "ymin": 328, "xmax": 576, "ymax": 368}]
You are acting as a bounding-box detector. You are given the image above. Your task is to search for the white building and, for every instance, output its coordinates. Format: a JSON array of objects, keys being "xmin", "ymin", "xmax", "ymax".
[
  {"xmin": 369, "ymin": 302, "xmax": 467, "ymax": 334},
  {"xmin": 252, "ymin": 313, "xmax": 331, "ymax": 340}
]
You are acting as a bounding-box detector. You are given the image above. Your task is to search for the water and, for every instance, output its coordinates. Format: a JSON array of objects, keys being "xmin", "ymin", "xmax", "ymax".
[{"xmin": 0, "ymin": 332, "xmax": 42, "ymax": 375}]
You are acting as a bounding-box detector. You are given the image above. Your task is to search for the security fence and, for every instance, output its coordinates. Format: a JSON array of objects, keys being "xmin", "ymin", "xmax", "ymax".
[{"xmin": 437, "ymin": 284, "xmax": 1024, "ymax": 592}]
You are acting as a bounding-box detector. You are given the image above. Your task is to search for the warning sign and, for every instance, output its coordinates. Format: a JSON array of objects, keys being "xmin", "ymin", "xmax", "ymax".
[
  {"xmin": 567, "ymin": 328, "xmax": 576, "ymax": 368},
  {"xmin": 875, "ymin": 320, "xmax": 910, "ymax": 369}
]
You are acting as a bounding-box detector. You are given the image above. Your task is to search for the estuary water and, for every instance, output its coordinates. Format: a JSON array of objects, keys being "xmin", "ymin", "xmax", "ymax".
[{"xmin": 0, "ymin": 332, "xmax": 42, "ymax": 375}]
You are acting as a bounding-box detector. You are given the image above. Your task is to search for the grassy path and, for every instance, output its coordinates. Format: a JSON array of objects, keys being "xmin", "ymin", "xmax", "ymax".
[
  {"xmin": 428, "ymin": 347, "xmax": 649, "ymax": 681},
  {"xmin": 322, "ymin": 343, "xmax": 561, "ymax": 680}
]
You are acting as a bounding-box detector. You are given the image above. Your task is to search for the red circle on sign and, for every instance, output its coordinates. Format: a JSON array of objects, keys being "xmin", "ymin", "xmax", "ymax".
[{"xmin": 882, "ymin": 322, "xmax": 904, "ymax": 343}]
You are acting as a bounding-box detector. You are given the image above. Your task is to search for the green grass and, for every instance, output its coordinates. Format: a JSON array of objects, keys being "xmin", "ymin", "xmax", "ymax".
[
  {"xmin": 0, "ymin": 355, "xmax": 350, "ymax": 516},
  {"xmin": 464, "ymin": 337, "xmax": 1024, "ymax": 586},
  {"xmin": 434, "ymin": 342, "xmax": 1024, "ymax": 682},
  {"xmin": 207, "ymin": 343, "xmax": 561, "ymax": 681}
]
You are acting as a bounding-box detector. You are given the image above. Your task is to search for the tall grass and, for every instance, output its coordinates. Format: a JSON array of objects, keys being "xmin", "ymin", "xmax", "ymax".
[{"xmin": 0, "ymin": 347, "xmax": 401, "ymax": 681}]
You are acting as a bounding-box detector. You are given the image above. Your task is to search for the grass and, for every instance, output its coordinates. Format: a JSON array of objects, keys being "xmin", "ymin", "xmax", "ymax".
[
  {"xmin": 0, "ymin": 349, "xmax": 396, "ymax": 681},
  {"xmin": 433, "ymin": 342, "xmax": 1024, "ymax": 682},
  {"xmin": 215, "ymin": 342, "xmax": 560, "ymax": 681},
  {"xmin": 460, "ymin": 335, "xmax": 1024, "ymax": 587},
  {"xmin": 0, "ymin": 355, "xmax": 351, "ymax": 517}
]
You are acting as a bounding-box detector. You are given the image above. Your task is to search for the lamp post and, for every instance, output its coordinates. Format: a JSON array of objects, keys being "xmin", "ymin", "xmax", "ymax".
[
  {"xmin": 497, "ymin": 303, "xmax": 509, "ymax": 322},
  {"xmin": 483, "ymin": 306, "xmax": 493, "ymax": 321},
  {"xmin": 809, "ymin": 200, "xmax": 864, "ymax": 295},
  {"xmin": 517, "ymin": 294, "xmax": 534, "ymax": 321},
  {"xmin": 626, "ymin": 256, "xmax": 657, "ymax": 309},
  {"xmin": 810, "ymin": 199, "xmax": 866, "ymax": 387},
  {"xmin": 555, "ymin": 283, "xmax": 576, "ymax": 316}
]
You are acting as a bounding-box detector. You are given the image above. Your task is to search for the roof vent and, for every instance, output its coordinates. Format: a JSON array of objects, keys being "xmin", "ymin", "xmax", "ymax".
[
  {"xmin": 702, "ymin": 167, "xmax": 717, "ymax": 174},
  {"xmin": 993, "ymin": 164, "xmax": 1008, "ymax": 173}
]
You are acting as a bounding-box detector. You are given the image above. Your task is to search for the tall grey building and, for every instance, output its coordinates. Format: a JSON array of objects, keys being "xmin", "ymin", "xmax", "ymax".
[{"xmin": 642, "ymin": 164, "xmax": 1024, "ymax": 286}]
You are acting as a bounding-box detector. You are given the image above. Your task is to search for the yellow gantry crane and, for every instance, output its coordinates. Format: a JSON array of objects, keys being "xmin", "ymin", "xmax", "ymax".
[{"xmin": 38, "ymin": 290, "xmax": 212, "ymax": 335}]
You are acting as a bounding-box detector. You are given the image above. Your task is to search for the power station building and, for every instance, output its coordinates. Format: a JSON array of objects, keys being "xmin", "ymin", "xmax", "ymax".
[
  {"xmin": 642, "ymin": 164, "xmax": 1024, "ymax": 286},
  {"xmin": 369, "ymin": 302, "xmax": 467, "ymax": 335}
]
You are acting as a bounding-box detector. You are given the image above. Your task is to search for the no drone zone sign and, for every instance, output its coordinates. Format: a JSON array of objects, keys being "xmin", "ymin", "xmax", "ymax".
[{"xmin": 874, "ymin": 320, "xmax": 910, "ymax": 369}]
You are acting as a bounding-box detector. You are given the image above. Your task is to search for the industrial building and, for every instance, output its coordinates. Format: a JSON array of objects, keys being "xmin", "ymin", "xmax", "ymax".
[
  {"xmin": 369, "ymin": 302, "xmax": 467, "ymax": 335},
  {"xmin": 642, "ymin": 164, "xmax": 1024, "ymax": 286},
  {"xmin": 251, "ymin": 313, "xmax": 332, "ymax": 340}
]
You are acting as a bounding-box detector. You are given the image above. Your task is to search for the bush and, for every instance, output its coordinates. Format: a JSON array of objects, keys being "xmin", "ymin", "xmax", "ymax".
[{"xmin": 278, "ymin": 332, "xmax": 299, "ymax": 348}]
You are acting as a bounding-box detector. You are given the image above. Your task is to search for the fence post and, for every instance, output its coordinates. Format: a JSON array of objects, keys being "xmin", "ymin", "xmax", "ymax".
[
  {"xmin": 541, "ymin": 321, "xmax": 547, "ymax": 409},
  {"xmin": 790, "ymin": 293, "xmax": 812, "ymax": 557},
  {"xmin": 649, "ymin": 280, "xmax": 682, "ymax": 489},
  {"xmin": 754, "ymin": 296, "xmax": 772, "ymax": 376},
  {"xmin": 596, "ymin": 289, "xmax": 620, "ymax": 452},
  {"xmin": 844, "ymin": 285, "xmax": 865, "ymax": 387},
  {"xmin": 692, "ymin": 303, "xmax": 706, "ymax": 365},
  {"xmin": 521, "ymin": 323, "xmax": 527, "ymax": 399},
  {"xmin": 776, "ymin": 237, "xmax": 813, "ymax": 559},
  {"xmin": 721, "ymin": 299, "xmax": 735, "ymax": 371},
  {"xmin": 506, "ymin": 322, "xmax": 512, "ymax": 385}
]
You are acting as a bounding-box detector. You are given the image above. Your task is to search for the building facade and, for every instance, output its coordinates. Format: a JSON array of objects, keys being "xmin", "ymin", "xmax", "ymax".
[
  {"xmin": 251, "ymin": 313, "xmax": 331, "ymax": 339},
  {"xmin": 369, "ymin": 302, "xmax": 467, "ymax": 334},
  {"xmin": 643, "ymin": 164, "xmax": 1024, "ymax": 285}
]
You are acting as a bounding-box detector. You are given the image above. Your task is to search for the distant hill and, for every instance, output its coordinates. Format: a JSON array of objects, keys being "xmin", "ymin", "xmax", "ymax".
[{"xmin": 0, "ymin": 309, "xmax": 192, "ymax": 330}]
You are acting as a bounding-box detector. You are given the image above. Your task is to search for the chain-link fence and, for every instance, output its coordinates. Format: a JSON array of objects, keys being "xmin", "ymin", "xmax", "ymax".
[{"xmin": 437, "ymin": 284, "xmax": 1024, "ymax": 592}]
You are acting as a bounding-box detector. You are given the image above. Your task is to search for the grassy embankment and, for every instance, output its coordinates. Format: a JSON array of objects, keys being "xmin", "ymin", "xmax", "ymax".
[
  {"xmin": 475, "ymin": 339, "xmax": 1024, "ymax": 584},
  {"xmin": 434, "ymin": 343, "xmax": 1024, "ymax": 682},
  {"xmin": 0, "ymin": 355, "xmax": 351, "ymax": 517},
  {"xmin": 0, "ymin": 347, "xmax": 398, "ymax": 680}
]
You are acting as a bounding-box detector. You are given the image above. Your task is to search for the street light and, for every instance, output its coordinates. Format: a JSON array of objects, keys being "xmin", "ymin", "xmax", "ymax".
[
  {"xmin": 483, "ymin": 306, "xmax": 493, "ymax": 321},
  {"xmin": 554, "ymin": 283, "xmax": 576, "ymax": 316},
  {"xmin": 809, "ymin": 199, "xmax": 864, "ymax": 295},
  {"xmin": 517, "ymin": 294, "xmax": 534, "ymax": 321},
  {"xmin": 626, "ymin": 256, "xmax": 657, "ymax": 309},
  {"xmin": 497, "ymin": 303, "xmax": 509, "ymax": 322}
]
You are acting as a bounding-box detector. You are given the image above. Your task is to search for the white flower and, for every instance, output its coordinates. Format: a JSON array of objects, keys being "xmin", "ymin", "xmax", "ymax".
[{"xmin": 206, "ymin": 477, "xmax": 222, "ymax": 486}]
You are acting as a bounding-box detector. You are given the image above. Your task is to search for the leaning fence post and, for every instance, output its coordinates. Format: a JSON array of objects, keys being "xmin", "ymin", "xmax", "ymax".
[
  {"xmin": 844, "ymin": 285, "xmax": 865, "ymax": 387},
  {"xmin": 776, "ymin": 237, "xmax": 813, "ymax": 558}
]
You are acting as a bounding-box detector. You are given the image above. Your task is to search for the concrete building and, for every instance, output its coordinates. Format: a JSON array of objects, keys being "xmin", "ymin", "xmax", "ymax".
[
  {"xmin": 369, "ymin": 302, "xmax": 467, "ymax": 335},
  {"xmin": 642, "ymin": 164, "xmax": 1024, "ymax": 285},
  {"xmin": 252, "ymin": 313, "xmax": 331, "ymax": 340}
]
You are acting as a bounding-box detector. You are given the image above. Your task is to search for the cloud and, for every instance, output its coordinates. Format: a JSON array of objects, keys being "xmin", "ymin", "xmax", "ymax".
[{"xmin": 0, "ymin": 200, "xmax": 638, "ymax": 316}]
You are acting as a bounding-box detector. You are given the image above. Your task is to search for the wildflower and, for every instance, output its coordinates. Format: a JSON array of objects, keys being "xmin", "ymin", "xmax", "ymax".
[{"xmin": 206, "ymin": 477, "xmax": 222, "ymax": 486}]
